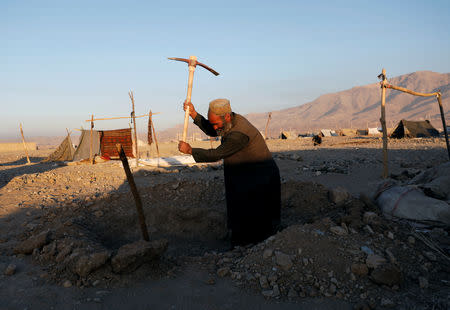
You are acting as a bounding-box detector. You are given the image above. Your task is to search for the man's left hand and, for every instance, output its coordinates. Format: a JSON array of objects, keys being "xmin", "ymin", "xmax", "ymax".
[{"xmin": 178, "ymin": 141, "xmax": 192, "ymax": 154}]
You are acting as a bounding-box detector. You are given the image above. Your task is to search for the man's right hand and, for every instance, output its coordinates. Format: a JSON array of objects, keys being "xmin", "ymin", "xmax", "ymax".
[{"xmin": 183, "ymin": 100, "xmax": 198, "ymax": 119}]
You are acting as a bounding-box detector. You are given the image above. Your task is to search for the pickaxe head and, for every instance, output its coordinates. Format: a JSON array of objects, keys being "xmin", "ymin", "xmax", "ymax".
[{"xmin": 168, "ymin": 55, "xmax": 220, "ymax": 76}]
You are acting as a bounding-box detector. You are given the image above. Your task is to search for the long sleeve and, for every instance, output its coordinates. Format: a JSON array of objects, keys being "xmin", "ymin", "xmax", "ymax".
[
  {"xmin": 193, "ymin": 114, "xmax": 218, "ymax": 137},
  {"xmin": 192, "ymin": 131, "xmax": 249, "ymax": 163}
]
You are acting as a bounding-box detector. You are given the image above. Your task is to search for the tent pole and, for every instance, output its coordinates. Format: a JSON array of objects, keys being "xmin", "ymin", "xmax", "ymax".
[
  {"xmin": 129, "ymin": 91, "xmax": 139, "ymax": 167},
  {"xmin": 19, "ymin": 123, "xmax": 31, "ymax": 165},
  {"xmin": 90, "ymin": 115, "xmax": 94, "ymax": 165},
  {"xmin": 379, "ymin": 69, "xmax": 388, "ymax": 178},
  {"xmin": 436, "ymin": 93, "xmax": 450, "ymax": 160},
  {"xmin": 265, "ymin": 112, "xmax": 272, "ymax": 140},
  {"xmin": 150, "ymin": 111, "xmax": 160, "ymax": 158}
]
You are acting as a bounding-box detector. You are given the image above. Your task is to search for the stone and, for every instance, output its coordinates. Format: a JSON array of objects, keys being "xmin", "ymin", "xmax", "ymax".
[
  {"xmin": 418, "ymin": 276, "xmax": 429, "ymax": 289},
  {"xmin": 380, "ymin": 297, "xmax": 395, "ymax": 307},
  {"xmin": 365, "ymin": 254, "xmax": 386, "ymax": 269},
  {"xmin": 262, "ymin": 248, "xmax": 273, "ymax": 259},
  {"xmin": 259, "ymin": 275, "xmax": 269, "ymax": 289},
  {"xmin": 111, "ymin": 239, "xmax": 168, "ymax": 273},
  {"xmin": 63, "ymin": 280, "xmax": 72, "ymax": 288},
  {"xmin": 74, "ymin": 251, "xmax": 110, "ymax": 277},
  {"xmin": 328, "ymin": 187, "xmax": 350, "ymax": 205},
  {"xmin": 94, "ymin": 210, "xmax": 103, "ymax": 218},
  {"xmin": 4, "ymin": 263, "xmax": 16, "ymax": 276},
  {"xmin": 287, "ymin": 287, "xmax": 298, "ymax": 298},
  {"xmin": 362, "ymin": 212, "xmax": 378, "ymax": 224},
  {"xmin": 423, "ymin": 251, "xmax": 437, "ymax": 261},
  {"xmin": 351, "ymin": 263, "xmax": 368, "ymax": 276},
  {"xmin": 329, "ymin": 284, "xmax": 337, "ymax": 294},
  {"xmin": 275, "ymin": 251, "xmax": 293, "ymax": 271},
  {"xmin": 363, "ymin": 225, "xmax": 374, "ymax": 235},
  {"xmin": 14, "ymin": 231, "xmax": 50, "ymax": 255},
  {"xmin": 330, "ymin": 226, "xmax": 348, "ymax": 236},
  {"xmin": 370, "ymin": 264, "xmax": 402, "ymax": 286},
  {"xmin": 387, "ymin": 231, "xmax": 394, "ymax": 240},
  {"xmin": 217, "ymin": 267, "xmax": 230, "ymax": 277},
  {"xmin": 407, "ymin": 236, "xmax": 415, "ymax": 244}
]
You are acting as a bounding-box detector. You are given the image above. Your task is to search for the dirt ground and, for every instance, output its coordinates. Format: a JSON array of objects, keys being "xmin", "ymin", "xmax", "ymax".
[{"xmin": 0, "ymin": 136, "xmax": 449, "ymax": 309}]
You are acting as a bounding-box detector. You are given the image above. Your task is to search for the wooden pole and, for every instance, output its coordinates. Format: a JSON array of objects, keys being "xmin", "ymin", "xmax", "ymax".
[
  {"xmin": 90, "ymin": 115, "xmax": 94, "ymax": 165},
  {"xmin": 385, "ymin": 84, "xmax": 439, "ymax": 97},
  {"xmin": 436, "ymin": 93, "xmax": 450, "ymax": 160},
  {"xmin": 380, "ymin": 69, "xmax": 388, "ymax": 178},
  {"xmin": 116, "ymin": 144, "xmax": 149, "ymax": 241},
  {"xmin": 84, "ymin": 113, "xmax": 160, "ymax": 122},
  {"xmin": 210, "ymin": 137, "xmax": 213, "ymax": 149},
  {"xmin": 129, "ymin": 91, "xmax": 139, "ymax": 167},
  {"xmin": 19, "ymin": 123, "xmax": 31, "ymax": 164},
  {"xmin": 264, "ymin": 112, "xmax": 272, "ymax": 139},
  {"xmin": 150, "ymin": 110, "xmax": 160, "ymax": 158}
]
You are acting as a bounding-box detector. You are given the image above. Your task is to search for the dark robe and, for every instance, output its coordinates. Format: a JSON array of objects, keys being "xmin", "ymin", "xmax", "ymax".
[{"xmin": 191, "ymin": 113, "xmax": 281, "ymax": 246}]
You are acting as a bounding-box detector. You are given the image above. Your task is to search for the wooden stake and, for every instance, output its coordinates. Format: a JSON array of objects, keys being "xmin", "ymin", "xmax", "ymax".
[
  {"xmin": 150, "ymin": 110, "xmax": 160, "ymax": 158},
  {"xmin": 90, "ymin": 115, "xmax": 94, "ymax": 165},
  {"xmin": 116, "ymin": 144, "xmax": 150, "ymax": 241},
  {"xmin": 379, "ymin": 69, "xmax": 388, "ymax": 178},
  {"xmin": 19, "ymin": 123, "xmax": 31, "ymax": 164},
  {"xmin": 265, "ymin": 112, "xmax": 272, "ymax": 140},
  {"xmin": 129, "ymin": 91, "xmax": 139, "ymax": 167},
  {"xmin": 84, "ymin": 113, "xmax": 160, "ymax": 122},
  {"xmin": 437, "ymin": 93, "xmax": 450, "ymax": 160}
]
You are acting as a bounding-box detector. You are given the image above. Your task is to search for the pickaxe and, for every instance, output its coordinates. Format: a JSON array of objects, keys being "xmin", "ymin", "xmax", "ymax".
[{"xmin": 168, "ymin": 55, "xmax": 219, "ymax": 142}]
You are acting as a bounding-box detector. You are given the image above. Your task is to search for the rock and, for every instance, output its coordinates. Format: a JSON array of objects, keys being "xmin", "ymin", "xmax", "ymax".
[
  {"xmin": 94, "ymin": 210, "xmax": 103, "ymax": 218},
  {"xmin": 370, "ymin": 264, "xmax": 402, "ymax": 286},
  {"xmin": 275, "ymin": 251, "xmax": 293, "ymax": 271},
  {"xmin": 385, "ymin": 249, "xmax": 396, "ymax": 264},
  {"xmin": 387, "ymin": 231, "xmax": 394, "ymax": 240},
  {"xmin": 366, "ymin": 254, "xmax": 386, "ymax": 269},
  {"xmin": 217, "ymin": 267, "xmax": 230, "ymax": 278},
  {"xmin": 363, "ymin": 225, "xmax": 374, "ymax": 235},
  {"xmin": 362, "ymin": 212, "xmax": 378, "ymax": 224},
  {"xmin": 259, "ymin": 275, "xmax": 269, "ymax": 289},
  {"xmin": 330, "ymin": 226, "xmax": 348, "ymax": 236},
  {"xmin": 380, "ymin": 297, "xmax": 395, "ymax": 307},
  {"xmin": 111, "ymin": 239, "xmax": 168, "ymax": 273},
  {"xmin": 4, "ymin": 263, "xmax": 16, "ymax": 276},
  {"xmin": 63, "ymin": 280, "xmax": 72, "ymax": 288},
  {"xmin": 262, "ymin": 248, "xmax": 273, "ymax": 259},
  {"xmin": 287, "ymin": 287, "xmax": 298, "ymax": 298},
  {"xmin": 351, "ymin": 263, "xmax": 368, "ymax": 276},
  {"xmin": 418, "ymin": 276, "xmax": 429, "ymax": 289},
  {"xmin": 74, "ymin": 251, "xmax": 110, "ymax": 277},
  {"xmin": 329, "ymin": 284, "xmax": 337, "ymax": 294},
  {"xmin": 360, "ymin": 246, "xmax": 374, "ymax": 255},
  {"xmin": 423, "ymin": 251, "xmax": 437, "ymax": 261},
  {"xmin": 14, "ymin": 230, "xmax": 50, "ymax": 254},
  {"xmin": 328, "ymin": 187, "xmax": 350, "ymax": 205}
]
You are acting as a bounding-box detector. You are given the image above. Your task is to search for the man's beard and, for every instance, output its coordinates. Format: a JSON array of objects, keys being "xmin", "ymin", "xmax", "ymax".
[{"xmin": 216, "ymin": 121, "xmax": 232, "ymax": 136}]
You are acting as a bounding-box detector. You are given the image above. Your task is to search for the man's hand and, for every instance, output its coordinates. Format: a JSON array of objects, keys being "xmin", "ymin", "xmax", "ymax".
[
  {"xmin": 178, "ymin": 141, "xmax": 192, "ymax": 154},
  {"xmin": 183, "ymin": 100, "xmax": 198, "ymax": 119}
]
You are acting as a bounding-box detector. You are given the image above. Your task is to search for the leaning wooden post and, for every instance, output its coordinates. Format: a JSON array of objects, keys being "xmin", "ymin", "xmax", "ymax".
[
  {"xmin": 150, "ymin": 111, "xmax": 160, "ymax": 158},
  {"xmin": 19, "ymin": 123, "xmax": 31, "ymax": 164},
  {"xmin": 116, "ymin": 144, "xmax": 150, "ymax": 241},
  {"xmin": 129, "ymin": 91, "xmax": 139, "ymax": 167},
  {"xmin": 379, "ymin": 69, "xmax": 389, "ymax": 178},
  {"xmin": 436, "ymin": 93, "xmax": 450, "ymax": 160},
  {"xmin": 265, "ymin": 112, "xmax": 272, "ymax": 140},
  {"xmin": 90, "ymin": 115, "xmax": 94, "ymax": 165}
]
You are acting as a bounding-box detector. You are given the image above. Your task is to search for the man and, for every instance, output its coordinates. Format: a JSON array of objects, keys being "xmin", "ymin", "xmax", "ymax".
[{"xmin": 178, "ymin": 98, "xmax": 281, "ymax": 246}]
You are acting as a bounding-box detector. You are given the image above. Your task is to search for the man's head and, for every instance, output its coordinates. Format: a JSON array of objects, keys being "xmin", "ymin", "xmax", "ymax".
[{"xmin": 208, "ymin": 98, "xmax": 233, "ymax": 136}]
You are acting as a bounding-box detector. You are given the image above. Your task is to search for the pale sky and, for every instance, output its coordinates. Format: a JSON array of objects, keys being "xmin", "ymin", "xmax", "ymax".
[{"xmin": 2, "ymin": 0, "xmax": 450, "ymax": 139}]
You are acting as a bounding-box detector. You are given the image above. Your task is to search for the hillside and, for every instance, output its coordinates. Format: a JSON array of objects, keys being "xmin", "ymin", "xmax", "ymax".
[{"xmin": 158, "ymin": 71, "xmax": 449, "ymax": 140}]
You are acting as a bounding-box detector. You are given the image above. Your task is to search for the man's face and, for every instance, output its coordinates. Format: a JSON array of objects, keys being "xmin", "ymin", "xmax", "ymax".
[{"xmin": 208, "ymin": 112, "xmax": 231, "ymax": 136}]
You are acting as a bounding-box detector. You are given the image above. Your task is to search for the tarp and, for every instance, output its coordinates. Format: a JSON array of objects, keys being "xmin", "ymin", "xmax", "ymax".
[
  {"xmin": 73, "ymin": 130, "xmax": 101, "ymax": 161},
  {"xmin": 280, "ymin": 131, "xmax": 294, "ymax": 139},
  {"xmin": 139, "ymin": 155, "xmax": 197, "ymax": 167},
  {"xmin": 390, "ymin": 120, "xmax": 439, "ymax": 138},
  {"xmin": 100, "ymin": 128, "xmax": 134, "ymax": 159},
  {"xmin": 340, "ymin": 128, "xmax": 357, "ymax": 136},
  {"xmin": 42, "ymin": 135, "xmax": 75, "ymax": 162},
  {"xmin": 368, "ymin": 127, "xmax": 380, "ymax": 135}
]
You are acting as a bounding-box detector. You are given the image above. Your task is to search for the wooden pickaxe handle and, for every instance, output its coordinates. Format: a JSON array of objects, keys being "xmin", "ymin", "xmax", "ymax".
[{"xmin": 182, "ymin": 56, "xmax": 197, "ymax": 142}]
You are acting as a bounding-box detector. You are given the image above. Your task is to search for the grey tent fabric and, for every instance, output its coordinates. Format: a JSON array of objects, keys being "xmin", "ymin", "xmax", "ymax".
[
  {"xmin": 73, "ymin": 130, "xmax": 101, "ymax": 161},
  {"xmin": 42, "ymin": 135, "xmax": 75, "ymax": 162},
  {"xmin": 390, "ymin": 120, "xmax": 439, "ymax": 138}
]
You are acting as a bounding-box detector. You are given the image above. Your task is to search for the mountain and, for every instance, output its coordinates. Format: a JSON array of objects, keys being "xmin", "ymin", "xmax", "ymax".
[{"xmin": 158, "ymin": 71, "xmax": 449, "ymax": 140}]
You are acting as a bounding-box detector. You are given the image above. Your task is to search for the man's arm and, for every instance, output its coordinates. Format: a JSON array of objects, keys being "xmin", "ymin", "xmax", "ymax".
[
  {"xmin": 193, "ymin": 114, "xmax": 218, "ymax": 137},
  {"xmin": 191, "ymin": 131, "xmax": 249, "ymax": 162}
]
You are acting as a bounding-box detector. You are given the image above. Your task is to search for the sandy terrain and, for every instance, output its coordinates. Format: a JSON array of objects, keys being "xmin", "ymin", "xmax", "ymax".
[{"xmin": 0, "ymin": 136, "xmax": 449, "ymax": 309}]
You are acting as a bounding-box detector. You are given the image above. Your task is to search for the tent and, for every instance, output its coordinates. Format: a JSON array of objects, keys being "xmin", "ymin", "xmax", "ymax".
[
  {"xmin": 280, "ymin": 131, "xmax": 296, "ymax": 139},
  {"xmin": 340, "ymin": 128, "xmax": 357, "ymax": 136},
  {"xmin": 42, "ymin": 134, "xmax": 75, "ymax": 162},
  {"xmin": 320, "ymin": 129, "xmax": 332, "ymax": 137},
  {"xmin": 73, "ymin": 130, "xmax": 101, "ymax": 161},
  {"xmin": 390, "ymin": 120, "xmax": 439, "ymax": 138},
  {"xmin": 368, "ymin": 127, "xmax": 381, "ymax": 135}
]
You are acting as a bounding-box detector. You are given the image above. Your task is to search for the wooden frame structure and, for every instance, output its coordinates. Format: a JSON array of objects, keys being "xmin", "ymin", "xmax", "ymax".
[{"xmin": 379, "ymin": 68, "xmax": 449, "ymax": 178}]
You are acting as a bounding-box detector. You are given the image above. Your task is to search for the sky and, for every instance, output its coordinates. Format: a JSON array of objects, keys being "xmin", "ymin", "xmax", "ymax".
[{"xmin": 2, "ymin": 0, "xmax": 450, "ymax": 139}]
